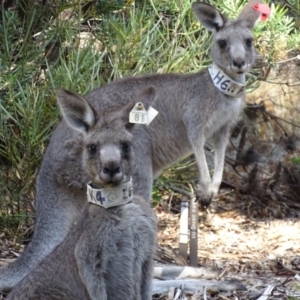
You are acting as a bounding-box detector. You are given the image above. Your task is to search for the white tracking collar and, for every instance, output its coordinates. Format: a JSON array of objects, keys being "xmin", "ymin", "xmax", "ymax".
[
  {"xmin": 208, "ymin": 64, "xmax": 245, "ymax": 97},
  {"xmin": 87, "ymin": 178, "xmax": 133, "ymax": 209}
]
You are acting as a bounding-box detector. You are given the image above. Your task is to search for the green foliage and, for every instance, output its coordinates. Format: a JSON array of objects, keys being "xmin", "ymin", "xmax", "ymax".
[
  {"xmin": 255, "ymin": 2, "xmax": 296, "ymax": 61},
  {"xmin": 0, "ymin": 213, "xmax": 34, "ymax": 240},
  {"xmin": 0, "ymin": 0, "xmax": 299, "ymax": 234},
  {"xmin": 96, "ymin": 0, "xmax": 129, "ymax": 12},
  {"xmin": 291, "ymin": 157, "xmax": 300, "ymax": 165}
]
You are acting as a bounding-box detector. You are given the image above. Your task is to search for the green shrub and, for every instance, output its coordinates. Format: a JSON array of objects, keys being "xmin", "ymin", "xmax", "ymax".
[{"xmin": 0, "ymin": 0, "xmax": 299, "ymax": 236}]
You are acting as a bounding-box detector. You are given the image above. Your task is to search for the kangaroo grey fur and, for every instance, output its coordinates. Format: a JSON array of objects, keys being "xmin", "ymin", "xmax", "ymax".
[
  {"xmin": 0, "ymin": 0, "xmax": 263, "ymax": 291},
  {"xmin": 7, "ymin": 87, "xmax": 157, "ymax": 300}
]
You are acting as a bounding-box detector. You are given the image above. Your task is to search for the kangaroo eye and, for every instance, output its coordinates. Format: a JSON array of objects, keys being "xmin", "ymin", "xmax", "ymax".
[
  {"xmin": 121, "ymin": 142, "xmax": 131, "ymax": 155},
  {"xmin": 218, "ymin": 39, "xmax": 227, "ymax": 49},
  {"xmin": 245, "ymin": 38, "xmax": 253, "ymax": 47},
  {"xmin": 87, "ymin": 144, "xmax": 97, "ymax": 155}
]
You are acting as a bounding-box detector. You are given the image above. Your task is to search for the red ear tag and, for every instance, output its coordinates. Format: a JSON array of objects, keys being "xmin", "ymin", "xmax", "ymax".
[{"xmin": 253, "ymin": 3, "xmax": 271, "ymax": 21}]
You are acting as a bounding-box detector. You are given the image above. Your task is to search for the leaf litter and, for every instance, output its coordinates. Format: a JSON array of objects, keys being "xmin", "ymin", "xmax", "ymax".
[{"xmin": 153, "ymin": 190, "xmax": 300, "ymax": 300}]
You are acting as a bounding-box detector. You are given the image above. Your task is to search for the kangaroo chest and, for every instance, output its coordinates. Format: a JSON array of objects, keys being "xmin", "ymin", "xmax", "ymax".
[{"xmin": 205, "ymin": 96, "xmax": 243, "ymax": 138}]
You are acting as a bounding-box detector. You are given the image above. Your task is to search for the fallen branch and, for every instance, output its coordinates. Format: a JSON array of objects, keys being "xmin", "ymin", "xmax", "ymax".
[
  {"xmin": 152, "ymin": 278, "xmax": 246, "ymax": 295},
  {"xmin": 256, "ymin": 285, "xmax": 274, "ymax": 300},
  {"xmin": 153, "ymin": 265, "xmax": 222, "ymax": 280}
]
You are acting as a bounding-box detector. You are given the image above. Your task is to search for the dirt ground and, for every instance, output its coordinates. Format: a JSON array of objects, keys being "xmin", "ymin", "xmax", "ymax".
[
  {"xmin": 153, "ymin": 188, "xmax": 300, "ymax": 299},
  {"xmin": 1, "ymin": 189, "xmax": 300, "ymax": 299}
]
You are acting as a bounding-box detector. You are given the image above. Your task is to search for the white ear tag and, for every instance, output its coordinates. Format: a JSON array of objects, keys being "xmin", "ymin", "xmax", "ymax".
[
  {"xmin": 129, "ymin": 102, "xmax": 148, "ymax": 124},
  {"xmin": 146, "ymin": 106, "xmax": 158, "ymax": 125},
  {"xmin": 129, "ymin": 102, "xmax": 159, "ymax": 125}
]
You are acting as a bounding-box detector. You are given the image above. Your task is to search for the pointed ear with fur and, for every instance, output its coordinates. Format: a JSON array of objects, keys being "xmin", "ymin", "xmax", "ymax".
[
  {"xmin": 117, "ymin": 86, "xmax": 156, "ymax": 130},
  {"xmin": 192, "ymin": 2, "xmax": 227, "ymax": 32},
  {"xmin": 237, "ymin": 0, "xmax": 264, "ymax": 29},
  {"xmin": 57, "ymin": 88, "xmax": 96, "ymax": 133}
]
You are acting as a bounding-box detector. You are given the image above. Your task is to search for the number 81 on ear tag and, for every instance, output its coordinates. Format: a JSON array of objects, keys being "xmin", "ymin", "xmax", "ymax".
[{"xmin": 129, "ymin": 102, "xmax": 148, "ymax": 124}]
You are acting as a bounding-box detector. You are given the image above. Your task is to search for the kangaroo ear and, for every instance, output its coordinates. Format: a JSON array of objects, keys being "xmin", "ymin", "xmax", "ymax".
[
  {"xmin": 118, "ymin": 86, "xmax": 156, "ymax": 130},
  {"xmin": 237, "ymin": 0, "xmax": 264, "ymax": 29},
  {"xmin": 57, "ymin": 89, "xmax": 96, "ymax": 133},
  {"xmin": 133, "ymin": 85, "xmax": 156, "ymax": 111},
  {"xmin": 192, "ymin": 2, "xmax": 227, "ymax": 32}
]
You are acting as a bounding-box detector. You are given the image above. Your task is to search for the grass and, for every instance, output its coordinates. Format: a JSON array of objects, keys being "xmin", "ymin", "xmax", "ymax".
[{"xmin": 0, "ymin": 0, "xmax": 299, "ymax": 238}]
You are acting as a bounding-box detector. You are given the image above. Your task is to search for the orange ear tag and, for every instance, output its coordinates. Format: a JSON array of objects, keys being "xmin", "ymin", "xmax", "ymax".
[{"xmin": 253, "ymin": 3, "xmax": 271, "ymax": 21}]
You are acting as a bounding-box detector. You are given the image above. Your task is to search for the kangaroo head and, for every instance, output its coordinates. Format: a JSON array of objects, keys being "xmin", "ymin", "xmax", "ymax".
[
  {"xmin": 57, "ymin": 86, "xmax": 156, "ymax": 188},
  {"xmin": 192, "ymin": 0, "xmax": 263, "ymax": 77}
]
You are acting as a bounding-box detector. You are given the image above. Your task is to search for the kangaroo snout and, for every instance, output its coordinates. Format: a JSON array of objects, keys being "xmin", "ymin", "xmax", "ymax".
[
  {"xmin": 101, "ymin": 162, "xmax": 123, "ymax": 183},
  {"xmin": 103, "ymin": 164, "xmax": 121, "ymax": 176},
  {"xmin": 99, "ymin": 145, "xmax": 123, "ymax": 184},
  {"xmin": 232, "ymin": 59, "xmax": 245, "ymax": 69}
]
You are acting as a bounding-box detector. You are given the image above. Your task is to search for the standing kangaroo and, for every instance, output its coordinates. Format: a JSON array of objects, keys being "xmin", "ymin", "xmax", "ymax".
[
  {"xmin": 7, "ymin": 87, "xmax": 157, "ymax": 300},
  {"xmin": 0, "ymin": 0, "xmax": 266, "ymax": 291}
]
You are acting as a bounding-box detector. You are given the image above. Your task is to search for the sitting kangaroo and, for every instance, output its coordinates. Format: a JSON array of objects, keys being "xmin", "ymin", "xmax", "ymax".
[
  {"xmin": 0, "ymin": 0, "xmax": 267, "ymax": 291},
  {"xmin": 7, "ymin": 87, "xmax": 157, "ymax": 300}
]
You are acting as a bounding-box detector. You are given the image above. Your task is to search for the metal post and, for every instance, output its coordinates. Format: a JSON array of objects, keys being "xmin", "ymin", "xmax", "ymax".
[
  {"xmin": 179, "ymin": 201, "xmax": 189, "ymax": 262},
  {"xmin": 189, "ymin": 197, "xmax": 198, "ymax": 266}
]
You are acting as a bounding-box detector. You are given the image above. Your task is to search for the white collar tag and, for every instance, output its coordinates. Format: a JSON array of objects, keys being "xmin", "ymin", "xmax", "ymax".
[
  {"xmin": 87, "ymin": 178, "xmax": 133, "ymax": 209},
  {"xmin": 208, "ymin": 64, "xmax": 245, "ymax": 97}
]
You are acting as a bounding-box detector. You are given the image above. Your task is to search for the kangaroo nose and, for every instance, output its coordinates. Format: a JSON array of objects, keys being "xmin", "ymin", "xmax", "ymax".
[
  {"xmin": 103, "ymin": 165, "xmax": 121, "ymax": 178},
  {"xmin": 233, "ymin": 59, "xmax": 245, "ymax": 68}
]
